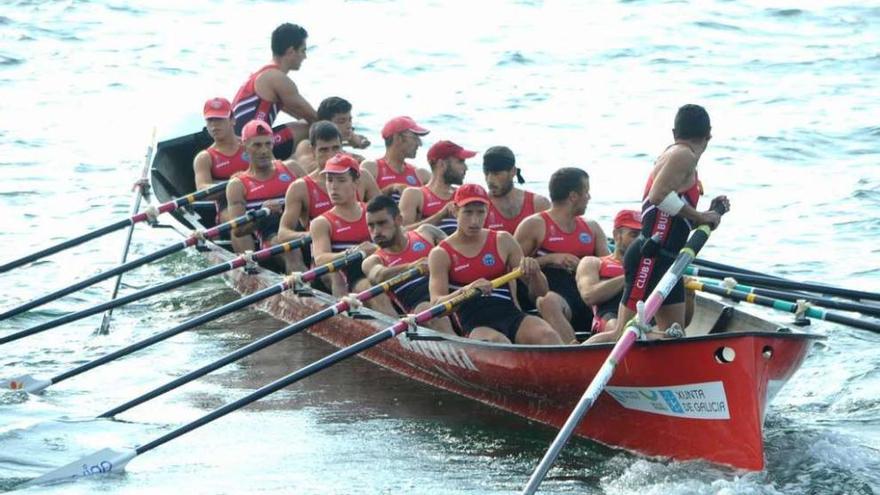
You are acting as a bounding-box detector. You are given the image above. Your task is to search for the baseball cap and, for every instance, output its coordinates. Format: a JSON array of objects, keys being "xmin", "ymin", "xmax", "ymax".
[
  {"xmin": 453, "ymin": 183, "xmax": 490, "ymax": 207},
  {"xmin": 427, "ymin": 140, "xmax": 477, "ymax": 164},
  {"xmin": 321, "ymin": 153, "xmax": 360, "ymax": 175},
  {"xmin": 241, "ymin": 120, "xmax": 273, "ymax": 142},
  {"xmin": 614, "ymin": 209, "xmax": 642, "ymax": 230},
  {"xmin": 381, "ymin": 116, "xmax": 430, "ymax": 140},
  {"xmin": 203, "ymin": 97, "xmax": 232, "ymax": 119}
]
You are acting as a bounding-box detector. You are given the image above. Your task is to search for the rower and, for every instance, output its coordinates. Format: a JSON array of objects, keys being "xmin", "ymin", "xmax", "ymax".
[
  {"xmin": 230, "ymin": 23, "xmax": 318, "ymax": 159},
  {"xmin": 586, "ymin": 104, "xmax": 730, "ymax": 344},
  {"xmin": 427, "ymin": 184, "xmax": 563, "ymax": 345},
  {"xmin": 309, "ymin": 153, "xmax": 377, "ymax": 296},
  {"xmin": 515, "ymin": 168, "xmax": 610, "ymax": 343},
  {"xmin": 361, "ymin": 195, "xmax": 451, "ymax": 331},
  {"xmin": 398, "ymin": 139, "xmax": 472, "ymax": 235},
  {"xmin": 482, "ymin": 146, "xmax": 550, "ymax": 234},
  {"xmin": 361, "ymin": 116, "xmax": 431, "ymax": 202},
  {"xmin": 575, "ymin": 209, "xmax": 641, "ymax": 335},
  {"xmin": 226, "ymin": 120, "xmax": 306, "ymax": 257},
  {"xmin": 293, "ymin": 97, "xmax": 370, "ymax": 173}
]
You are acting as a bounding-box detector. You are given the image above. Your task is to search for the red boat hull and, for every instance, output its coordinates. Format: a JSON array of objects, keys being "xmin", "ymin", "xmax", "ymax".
[{"xmin": 213, "ymin": 250, "xmax": 819, "ymax": 471}]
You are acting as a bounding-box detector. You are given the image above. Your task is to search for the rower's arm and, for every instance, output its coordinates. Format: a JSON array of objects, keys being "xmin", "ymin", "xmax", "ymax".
[
  {"xmin": 271, "ymin": 72, "xmax": 318, "ymax": 122},
  {"xmin": 294, "ymin": 140, "xmax": 312, "ymax": 165},
  {"xmin": 416, "ymin": 167, "xmax": 432, "ymax": 185},
  {"xmin": 193, "ymin": 151, "xmax": 215, "ymax": 192},
  {"xmin": 513, "ymin": 215, "xmax": 543, "ymax": 258},
  {"xmin": 533, "ymin": 194, "xmax": 552, "ymax": 213},
  {"xmin": 226, "ymin": 179, "xmax": 255, "ymax": 252},
  {"xmin": 417, "ymin": 224, "xmax": 447, "ymax": 244},
  {"xmin": 398, "ymin": 187, "xmax": 422, "ymax": 226},
  {"xmin": 363, "ymin": 254, "xmax": 421, "ymax": 285},
  {"xmin": 647, "ymin": 151, "xmax": 706, "ymax": 226},
  {"xmin": 576, "ymin": 256, "xmax": 624, "ymax": 305},
  {"xmin": 283, "ymin": 159, "xmax": 306, "ymax": 180},
  {"xmin": 501, "ymin": 231, "xmax": 546, "ymax": 305},
  {"xmin": 277, "ymin": 180, "xmax": 308, "ymax": 243},
  {"xmin": 589, "ymin": 220, "xmax": 611, "ymax": 257},
  {"xmin": 309, "ymin": 216, "xmax": 335, "ymax": 266},
  {"xmin": 428, "ymin": 247, "xmax": 454, "ymax": 304},
  {"xmin": 360, "ymin": 168, "xmax": 382, "ymax": 202}
]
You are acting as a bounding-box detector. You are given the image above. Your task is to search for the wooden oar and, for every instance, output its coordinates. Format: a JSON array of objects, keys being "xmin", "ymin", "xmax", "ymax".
[
  {"xmin": 99, "ymin": 265, "xmax": 426, "ymax": 418},
  {"xmin": 684, "ymin": 265, "xmax": 880, "ymax": 303},
  {"xmin": 0, "ymin": 208, "xmax": 267, "ymax": 326},
  {"xmin": 0, "ymin": 182, "xmax": 228, "ymax": 274},
  {"xmin": 97, "ymin": 129, "xmax": 157, "ymax": 335},
  {"xmin": 696, "ymin": 277, "xmax": 880, "ymax": 318},
  {"xmin": 686, "ymin": 279, "xmax": 880, "ymax": 334},
  {"xmin": 22, "ymin": 268, "xmax": 521, "ymax": 488},
  {"xmin": 522, "ymin": 225, "xmax": 717, "ymax": 495},
  {"xmin": 0, "ymin": 249, "xmax": 362, "ymax": 393},
  {"xmin": 0, "ymin": 237, "xmax": 312, "ymax": 346}
]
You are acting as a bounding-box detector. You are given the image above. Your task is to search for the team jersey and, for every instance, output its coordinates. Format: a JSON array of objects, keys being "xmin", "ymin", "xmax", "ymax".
[
  {"xmin": 206, "ymin": 145, "xmax": 249, "ymax": 180},
  {"xmin": 485, "ymin": 190, "xmax": 536, "ymax": 234},
  {"xmin": 376, "ymin": 230, "xmax": 432, "ymax": 306},
  {"xmin": 231, "ymin": 64, "xmax": 280, "ymax": 135},
  {"xmin": 535, "ymin": 211, "xmax": 596, "ymax": 258},
  {"xmin": 303, "ymin": 175, "xmax": 333, "ymax": 220},
  {"xmin": 237, "ymin": 161, "xmax": 296, "ymax": 208},
  {"xmin": 438, "ymin": 230, "xmax": 510, "ymax": 301},
  {"xmin": 320, "ymin": 204, "xmax": 370, "ymax": 252},
  {"xmin": 419, "ymin": 186, "xmax": 457, "ymax": 235},
  {"xmin": 375, "ymin": 158, "xmax": 422, "ymax": 201}
]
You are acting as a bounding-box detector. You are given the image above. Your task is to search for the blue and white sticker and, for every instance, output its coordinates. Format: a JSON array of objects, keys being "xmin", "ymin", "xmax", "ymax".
[
  {"xmin": 279, "ymin": 173, "xmax": 292, "ymax": 182},
  {"xmin": 482, "ymin": 253, "xmax": 496, "ymax": 266},
  {"xmin": 412, "ymin": 241, "xmax": 427, "ymax": 252},
  {"xmin": 605, "ymin": 381, "xmax": 730, "ymax": 420},
  {"xmin": 406, "ymin": 175, "xmax": 417, "ymax": 185},
  {"xmin": 579, "ymin": 232, "xmax": 592, "ymax": 244}
]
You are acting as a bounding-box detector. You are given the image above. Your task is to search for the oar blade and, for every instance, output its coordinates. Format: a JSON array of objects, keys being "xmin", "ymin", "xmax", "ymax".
[
  {"xmin": 23, "ymin": 447, "xmax": 136, "ymax": 488},
  {"xmin": 0, "ymin": 374, "xmax": 50, "ymax": 393}
]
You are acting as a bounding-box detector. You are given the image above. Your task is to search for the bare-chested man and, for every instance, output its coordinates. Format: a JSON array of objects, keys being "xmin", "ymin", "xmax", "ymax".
[
  {"xmin": 398, "ymin": 140, "xmax": 472, "ymax": 235},
  {"xmin": 231, "ymin": 23, "xmax": 318, "ymax": 160},
  {"xmin": 293, "ymin": 97, "xmax": 370, "ymax": 172},
  {"xmin": 482, "ymin": 146, "xmax": 551, "ymax": 234},
  {"xmin": 586, "ymin": 104, "xmax": 730, "ymax": 344},
  {"xmin": 361, "ymin": 116, "xmax": 432, "ymax": 202}
]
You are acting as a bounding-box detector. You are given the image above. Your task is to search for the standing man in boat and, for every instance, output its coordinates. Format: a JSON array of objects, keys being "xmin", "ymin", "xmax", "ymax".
[
  {"xmin": 361, "ymin": 195, "xmax": 452, "ymax": 332},
  {"xmin": 231, "ymin": 23, "xmax": 318, "ymax": 160},
  {"xmin": 277, "ymin": 122, "xmax": 381, "ymax": 262},
  {"xmin": 428, "ymin": 184, "xmax": 563, "ymax": 345},
  {"xmin": 575, "ymin": 209, "xmax": 641, "ymax": 335},
  {"xmin": 514, "ymin": 168, "xmax": 610, "ymax": 343},
  {"xmin": 361, "ymin": 116, "xmax": 432, "ymax": 202},
  {"xmin": 226, "ymin": 120, "xmax": 306, "ymax": 257},
  {"xmin": 398, "ymin": 139, "xmax": 472, "ymax": 235},
  {"xmin": 193, "ymin": 97, "xmax": 250, "ymax": 222},
  {"xmin": 309, "ymin": 153, "xmax": 377, "ymax": 296},
  {"xmin": 586, "ymin": 104, "xmax": 730, "ymax": 344},
  {"xmin": 482, "ymin": 146, "xmax": 551, "ymax": 234},
  {"xmin": 293, "ymin": 97, "xmax": 370, "ymax": 172}
]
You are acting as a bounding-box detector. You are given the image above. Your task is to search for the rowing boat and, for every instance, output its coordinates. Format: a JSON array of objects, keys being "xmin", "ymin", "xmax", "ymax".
[{"xmin": 149, "ymin": 127, "xmax": 824, "ymax": 470}]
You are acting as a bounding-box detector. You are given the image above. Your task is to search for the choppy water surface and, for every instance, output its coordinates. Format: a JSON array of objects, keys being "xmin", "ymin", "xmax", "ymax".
[{"xmin": 1, "ymin": 1, "xmax": 879, "ymax": 493}]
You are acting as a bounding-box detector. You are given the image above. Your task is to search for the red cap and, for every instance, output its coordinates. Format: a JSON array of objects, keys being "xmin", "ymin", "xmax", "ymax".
[
  {"xmin": 241, "ymin": 120, "xmax": 273, "ymax": 142},
  {"xmin": 427, "ymin": 140, "xmax": 477, "ymax": 164},
  {"xmin": 321, "ymin": 153, "xmax": 360, "ymax": 175},
  {"xmin": 614, "ymin": 209, "xmax": 642, "ymax": 230},
  {"xmin": 453, "ymin": 183, "xmax": 490, "ymax": 207},
  {"xmin": 381, "ymin": 116, "xmax": 430, "ymax": 140},
  {"xmin": 203, "ymin": 97, "xmax": 232, "ymax": 119}
]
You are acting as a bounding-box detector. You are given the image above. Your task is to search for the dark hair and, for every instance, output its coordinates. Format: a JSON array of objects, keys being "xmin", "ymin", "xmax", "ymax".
[
  {"xmin": 483, "ymin": 146, "xmax": 524, "ymax": 184},
  {"xmin": 367, "ymin": 194, "xmax": 400, "ymax": 218},
  {"xmin": 271, "ymin": 23, "xmax": 308, "ymax": 57},
  {"xmin": 673, "ymin": 104, "xmax": 711, "ymax": 140},
  {"xmin": 309, "ymin": 120, "xmax": 342, "ymax": 147},
  {"xmin": 317, "ymin": 97, "xmax": 352, "ymax": 121},
  {"xmin": 549, "ymin": 168, "xmax": 589, "ymax": 202}
]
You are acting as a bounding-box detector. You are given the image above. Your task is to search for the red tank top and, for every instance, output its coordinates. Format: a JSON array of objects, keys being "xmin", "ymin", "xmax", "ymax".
[
  {"xmin": 377, "ymin": 230, "xmax": 432, "ymax": 267},
  {"xmin": 439, "ymin": 230, "xmax": 506, "ymax": 287},
  {"xmin": 598, "ymin": 254, "xmax": 624, "ymax": 279},
  {"xmin": 231, "ymin": 64, "xmax": 280, "ymax": 135},
  {"xmin": 207, "ymin": 145, "xmax": 249, "ymax": 180},
  {"xmin": 320, "ymin": 204, "xmax": 370, "ymax": 252},
  {"xmin": 375, "ymin": 158, "xmax": 423, "ymax": 191},
  {"xmin": 237, "ymin": 161, "xmax": 296, "ymax": 207},
  {"xmin": 420, "ymin": 186, "xmax": 457, "ymax": 234},
  {"xmin": 485, "ymin": 190, "xmax": 536, "ymax": 234},
  {"xmin": 536, "ymin": 211, "xmax": 596, "ymax": 258},
  {"xmin": 303, "ymin": 175, "xmax": 332, "ymax": 220}
]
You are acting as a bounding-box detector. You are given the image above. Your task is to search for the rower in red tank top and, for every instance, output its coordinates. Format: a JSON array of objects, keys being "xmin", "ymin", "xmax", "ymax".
[
  {"xmin": 485, "ymin": 190, "xmax": 536, "ymax": 234},
  {"xmin": 535, "ymin": 211, "xmax": 596, "ymax": 258},
  {"xmin": 418, "ymin": 186, "xmax": 458, "ymax": 235},
  {"xmin": 375, "ymin": 158, "xmax": 423, "ymax": 191},
  {"xmin": 206, "ymin": 146, "xmax": 250, "ymax": 180},
  {"xmin": 363, "ymin": 116, "xmax": 431, "ymax": 203},
  {"xmin": 440, "ymin": 229, "xmax": 509, "ymax": 299},
  {"xmin": 231, "ymin": 64, "xmax": 280, "ymax": 136},
  {"xmin": 320, "ymin": 204, "xmax": 369, "ymax": 253},
  {"xmin": 238, "ymin": 160, "xmax": 297, "ymax": 209},
  {"xmin": 303, "ymin": 174, "xmax": 332, "ymax": 219}
]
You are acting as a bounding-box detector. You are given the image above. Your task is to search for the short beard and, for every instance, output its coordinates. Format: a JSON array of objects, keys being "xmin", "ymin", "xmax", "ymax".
[{"xmin": 442, "ymin": 167, "xmax": 463, "ymax": 185}]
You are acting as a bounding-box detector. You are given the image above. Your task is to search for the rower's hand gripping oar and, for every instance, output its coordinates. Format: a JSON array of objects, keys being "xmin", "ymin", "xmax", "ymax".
[
  {"xmin": 0, "ymin": 181, "xmax": 228, "ymax": 274},
  {"xmin": 521, "ymin": 221, "xmax": 721, "ymax": 495},
  {"xmin": 0, "ymin": 236, "xmax": 312, "ymax": 351},
  {"xmin": 99, "ymin": 264, "xmax": 427, "ymax": 418},
  {"xmin": 1, "ymin": 246, "xmax": 359, "ymax": 394},
  {"xmin": 686, "ymin": 279, "xmax": 880, "ymax": 334},
  {"xmin": 22, "ymin": 268, "xmax": 522, "ymax": 488},
  {"xmin": 0, "ymin": 206, "xmax": 266, "ymax": 326}
]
